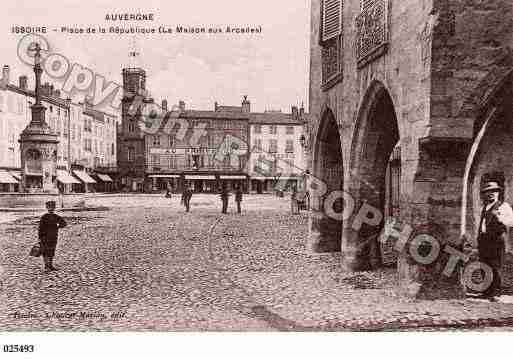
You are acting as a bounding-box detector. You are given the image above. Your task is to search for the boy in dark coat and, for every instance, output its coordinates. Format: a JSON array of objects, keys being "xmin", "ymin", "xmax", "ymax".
[{"xmin": 38, "ymin": 201, "xmax": 67, "ymax": 272}]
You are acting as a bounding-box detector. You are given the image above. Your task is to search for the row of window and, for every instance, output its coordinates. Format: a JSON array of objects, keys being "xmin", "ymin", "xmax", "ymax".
[
  {"xmin": 253, "ymin": 139, "xmax": 295, "ymax": 153},
  {"xmin": 253, "ymin": 125, "xmax": 295, "ymax": 135},
  {"xmin": 45, "ymin": 116, "xmax": 114, "ymax": 141},
  {"xmin": 48, "ymin": 105, "xmax": 68, "ymax": 118},
  {"xmin": 147, "ymin": 153, "xmax": 247, "ymax": 171},
  {"xmin": 83, "ymin": 138, "xmax": 115, "ymax": 156},
  {"xmin": 148, "ymin": 132, "xmax": 247, "ymax": 149},
  {"xmin": 0, "ymin": 93, "xmax": 27, "ymax": 116}
]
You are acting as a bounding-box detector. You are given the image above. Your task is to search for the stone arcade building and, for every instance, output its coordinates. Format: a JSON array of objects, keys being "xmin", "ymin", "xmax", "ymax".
[{"xmin": 308, "ymin": 0, "xmax": 513, "ymax": 298}]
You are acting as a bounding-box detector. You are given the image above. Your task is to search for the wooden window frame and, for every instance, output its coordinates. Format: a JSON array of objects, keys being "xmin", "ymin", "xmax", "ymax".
[{"xmin": 319, "ymin": 0, "xmax": 343, "ymax": 90}]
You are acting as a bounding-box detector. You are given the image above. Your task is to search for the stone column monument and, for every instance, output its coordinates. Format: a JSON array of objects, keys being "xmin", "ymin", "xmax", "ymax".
[{"xmin": 19, "ymin": 43, "xmax": 59, "ymax": 193}]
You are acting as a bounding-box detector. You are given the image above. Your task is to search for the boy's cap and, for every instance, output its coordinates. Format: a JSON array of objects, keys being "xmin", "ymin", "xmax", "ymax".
[{"xmin": 45, "ymin": 200, "xmax": 56, "ymax": 207}]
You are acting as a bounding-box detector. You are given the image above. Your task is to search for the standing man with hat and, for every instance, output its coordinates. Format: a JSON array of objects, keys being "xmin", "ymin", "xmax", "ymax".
[
  {"xmin": 475, "ymin": 180, "xmax": 513, "ymax": 299},
  {"xmin": 38, "ymin": 200, "xmax": 67, "ymax": 273},
  {"xmin": 220, "ymin": 183, "xmax": 230, "ymax": 214},
  {"xmin": 181, "ymin": 182, "xmax": 193, "ymax": 213}
]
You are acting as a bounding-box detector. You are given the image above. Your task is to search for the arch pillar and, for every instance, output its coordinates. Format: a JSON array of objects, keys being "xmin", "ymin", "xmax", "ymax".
[{"xmin": 308, "ymin": 109, "xmax": 344, "ymax": 253}]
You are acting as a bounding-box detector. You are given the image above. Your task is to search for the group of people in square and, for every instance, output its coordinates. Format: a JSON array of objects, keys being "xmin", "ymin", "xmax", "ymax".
[{"xmin": 178, "ymin": 182, "xmax": 243, "ymax": 214}]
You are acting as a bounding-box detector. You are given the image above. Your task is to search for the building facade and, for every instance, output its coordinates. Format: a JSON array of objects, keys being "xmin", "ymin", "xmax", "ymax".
[
  {"xmin": 248, "ymin": 108, "xmax": 307, "ymax": 193},
  {"xmin": 308, "ymin": 0, "xmax": 513, "ymax": 298},
  {"xmin": 0, "ymin": 65, "xmax": 119, "ymax": 192},
  {"xmin": 145, "ymin": 110, "xmax": 249, "ymax": 193},
  {"xmin": 118, "ymin": 66, "xmax": 308, "ymax": 194}
]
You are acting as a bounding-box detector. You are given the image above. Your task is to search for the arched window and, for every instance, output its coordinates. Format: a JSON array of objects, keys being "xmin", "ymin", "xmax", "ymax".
[{"xmin": 26, "ymin": 148, "xmax": 41, "ymax": 161}]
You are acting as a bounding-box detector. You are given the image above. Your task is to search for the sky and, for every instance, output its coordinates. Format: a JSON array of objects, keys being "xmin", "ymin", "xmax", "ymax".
[{"xmin": 0, "ymin": 0, "xmax": 311, "ymax": 113}]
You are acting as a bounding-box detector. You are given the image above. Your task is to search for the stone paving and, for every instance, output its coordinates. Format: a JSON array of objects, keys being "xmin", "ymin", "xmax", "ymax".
[{"xmin": 1, "ymin": 194, "xmax": 513, "ymax": 331}]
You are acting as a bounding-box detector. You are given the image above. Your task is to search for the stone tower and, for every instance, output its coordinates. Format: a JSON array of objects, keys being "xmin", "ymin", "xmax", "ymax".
[
  {"xmin": 19, "ymin": 43, "xmax": 59, "ymax": 193},
  {"xmin": 118, "ymin": 67, "xmax": 147, "ymax": 191}
]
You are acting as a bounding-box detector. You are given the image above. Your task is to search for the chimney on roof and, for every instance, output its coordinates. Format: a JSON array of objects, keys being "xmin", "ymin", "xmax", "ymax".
[
  {"xmin": 241, "ymin": 95, "xmax": 250, "ymax": 113},
  {"xmin": 19, "ymin": 75, "xmax": 28, "ymax": 90},
  {"xmin": 2, "ymin": 65, "xmax": 10, "ymax": 86},
  {"xmin": 214, "ymin": 101, "xmax": 219, "ymax": 111},
  {"xmin": 300, "ymin": 102, "xmax": 305, "ymax": 117},
  {"xmin": 162, "ymin": 99, "xmax": 168, "ymax": 112},
  {"xmin": 54, "ymin": 89, "xmax": 61, "ymax": 98},
  {"xmin": 179, "ymin": 100, "xmax": 186, "ymax": 111},
  {"xmin": 292, "ymin": 105, "xmax": 298, "ymax": 118}
]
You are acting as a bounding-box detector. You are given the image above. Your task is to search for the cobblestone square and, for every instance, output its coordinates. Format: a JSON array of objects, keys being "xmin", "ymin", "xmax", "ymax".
[{"xmin": 2, "ymin": 195, "xmax": 513, "ymax": 331}]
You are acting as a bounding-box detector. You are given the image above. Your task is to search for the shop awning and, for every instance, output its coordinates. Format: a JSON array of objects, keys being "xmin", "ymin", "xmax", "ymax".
[
  {"xmin": 9, "ymin": 171, "xmax": 22, "ymax": 181},
  {"xmin": 57, "ymin": 170, "xmax": 81, "ymax": 184},
  {"xmin": 0, "ymin": 170, "xmax": 19, "ymax": 184},
  {"xmin": 148, "ymin": 174, "xmax": 181, "ymax": 178},
  {"xmin": 251, "ymin": 176, "xmax": 299, "ymax": 180},
  {"xmin": 97, "ymin": 174, "xmax": 113, "ymax": 182},
  {"xmin": 185, "ymin": 175, "xmax": 216, "ymax": 180},
  {"xmin": 220, "ymin": 175, "xmax": 247, "ymax": 180},
  {"xmin": 73, "ymin": 170, "xmax": 97, "ymax": 184}
]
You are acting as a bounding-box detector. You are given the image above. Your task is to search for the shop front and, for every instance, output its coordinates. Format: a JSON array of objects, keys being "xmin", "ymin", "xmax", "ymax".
[
  {"xmin": 0, "ymin": 170, "xmax": 19, "ymax": 192},
  {"xmin": 219, "ymin": 175, "xmax": 249, "ymax": 193},
  {"xmin": 73, "ymin": 170, "xmax": 97, "ymax": 193},
  {"xmin": 184, "ymin": 174, "xmax": 217, "ymax": 193},
  {"xmin": 56, "ymin": 170, "xmax": 81, "ymax": 193},
  {"xmin": 96, "ymin": 173, "xmax": 114, "ymax": 193},
  {"xmin": 148, "ymin": 174, "xmax": 181, "ymax": 192},
  {"xmin": 250, "ymin": 176, "xmax": 301, "ymax": 194}
]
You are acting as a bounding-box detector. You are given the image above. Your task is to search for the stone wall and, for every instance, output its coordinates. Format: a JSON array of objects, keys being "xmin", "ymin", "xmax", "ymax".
[{"xmin": 309, "ymin": 0, "xmax": 513, "ymax": 298}]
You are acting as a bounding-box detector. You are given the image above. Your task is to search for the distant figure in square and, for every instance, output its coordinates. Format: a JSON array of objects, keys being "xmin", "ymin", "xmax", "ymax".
[
  {"xmin": 220, "ymin": 184, "xmax": 230, "ymax": 214},
  {"xmin": 291, "ymin": 186, "xmax": 299, "ymax": 215},
  {"xmin": 476, "ymin": 180, "xmax": 513, "ymax": 299},
  {"xmin": 181, "ymin": 183, "xmax": 193, "ymax": 212},
  {"xmin": 38, "ymin": 200, "xmax": 67, "ymax": 273},
  {"xmin": 235, "ymin": 185, "xmax": 243, "ymax": 214},
  {"xmin": 165, "ymin": 184, "xmax": 173, "ymax": 198}
]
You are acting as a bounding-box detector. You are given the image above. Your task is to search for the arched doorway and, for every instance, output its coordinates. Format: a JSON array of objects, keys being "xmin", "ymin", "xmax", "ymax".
[
  {"xmin": 463, "ymin": 73, "xmax": 513, "ymax": 250},
  {"xmin": 346, "ymin": 82, "xmax": 400, "ymax": 270},
  {"xmin": 310, "ymin": 109, "xmax": 344, "ymax": 252}
]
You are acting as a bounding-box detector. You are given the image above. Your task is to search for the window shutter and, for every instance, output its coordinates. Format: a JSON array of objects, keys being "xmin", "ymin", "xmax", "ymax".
[{"xmin": 322, "ymin": 0, "xmax": 342, "ymax": 42}]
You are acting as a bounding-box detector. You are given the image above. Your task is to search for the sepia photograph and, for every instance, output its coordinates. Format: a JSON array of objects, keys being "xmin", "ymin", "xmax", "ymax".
[{"xmin": 0, "ymin": 0, "xmax": 513, "ymax": 357}]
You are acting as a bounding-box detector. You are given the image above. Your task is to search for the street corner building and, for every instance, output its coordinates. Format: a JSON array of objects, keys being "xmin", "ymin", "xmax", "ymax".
[
  {"xmin": 308, "ymin": 0, "xmax": 513, "ymax": 298},
  {"xmin": 0, "ymin": 63, "xmax": 119, "ymax": 197},
  {"xmin": 117, "ymin": 67, "xmax": 308, "ymax": 194}
]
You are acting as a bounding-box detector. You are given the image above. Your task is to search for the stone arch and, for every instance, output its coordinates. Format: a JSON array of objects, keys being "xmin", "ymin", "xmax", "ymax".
[
  {"xmin": 344, "ymin": 80, "xmax": 400, "ymax": 271},
  {"xmin": 459, "ymin": 65, "xmax": 513, "ymax": 119},
  {"xmin": 462, "ymin": 71, "xmax": 513, "ymax": 250},
  {"xmin": 309, "ymin": 107, "xmax": 344, "ymax": 253}
]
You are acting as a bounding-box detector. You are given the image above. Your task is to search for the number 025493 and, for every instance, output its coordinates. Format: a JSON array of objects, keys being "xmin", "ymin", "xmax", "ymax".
[{"xmin": 3, "ymin": 345, "xmax": 35, "ymax": 353}]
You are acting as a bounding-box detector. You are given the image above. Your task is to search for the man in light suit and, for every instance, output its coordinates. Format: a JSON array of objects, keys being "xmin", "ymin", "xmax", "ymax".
[{"xmin": 475, "ymin": 180, "xmax": 513, "ymax": 299}]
